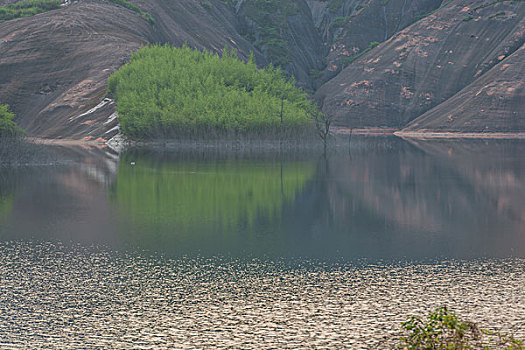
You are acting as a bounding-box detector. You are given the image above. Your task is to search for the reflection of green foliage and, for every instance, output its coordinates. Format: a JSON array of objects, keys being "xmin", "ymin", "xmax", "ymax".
[
  {"xmin": 0, "ymin": 195, "xmax": 13, "ymax": 221},
  {"xmin": 110, "ymin": 154, "xmax": 315, "ymax": 232}
]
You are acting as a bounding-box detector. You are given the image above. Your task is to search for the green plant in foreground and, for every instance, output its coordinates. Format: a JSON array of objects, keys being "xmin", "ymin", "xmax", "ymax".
[
  {"xmin": 0, "ymin": 104, "xmax": 24, "ymax": 137},
  {"xmin": 398, "ymin": 306, "xmax": 524, "ymax": 349}
]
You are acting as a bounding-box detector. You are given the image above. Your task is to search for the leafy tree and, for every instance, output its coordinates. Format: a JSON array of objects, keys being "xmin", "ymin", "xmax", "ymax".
[{"xmin": 0, "ymin": 105, "xmax": 23, "ymax": 137}]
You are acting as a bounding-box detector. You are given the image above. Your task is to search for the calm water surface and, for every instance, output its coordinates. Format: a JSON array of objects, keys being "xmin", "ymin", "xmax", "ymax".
[{"xmin": 0, "ymin": 137, "xmax": 524, "ymax": 348}]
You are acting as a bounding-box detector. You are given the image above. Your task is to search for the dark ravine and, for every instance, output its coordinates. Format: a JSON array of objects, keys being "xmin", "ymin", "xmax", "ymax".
[{"xmin": 0, "ymin": 0, "xmax": 524, "ymax": 140}]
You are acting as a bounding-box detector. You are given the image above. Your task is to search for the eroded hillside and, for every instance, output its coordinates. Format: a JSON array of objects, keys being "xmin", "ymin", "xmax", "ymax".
[
  {"xmin": 0, "ymin": 0, "xmax": 265, "ymax": 139},
  {"xmin": 0, "ymin": 0, "xmax": 523, "ymax": 140},
  {"xmin": 315, "ymin": 0, "xmax": 525, "ymax": 130}
]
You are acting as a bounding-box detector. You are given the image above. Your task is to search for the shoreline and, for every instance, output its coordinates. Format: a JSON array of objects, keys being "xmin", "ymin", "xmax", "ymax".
[
  {"xmin": 24, "ymin": 130, "xmax": 525, "ymax": 148},
  {"xmin": 394, "ymin": 131, "xmax": 525, "ymax": 139}
]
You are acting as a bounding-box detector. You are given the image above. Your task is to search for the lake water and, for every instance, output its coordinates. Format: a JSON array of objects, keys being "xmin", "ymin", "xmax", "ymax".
[{"xmin": 1, "ymin": 137, "xmax": 524, "ymax": 348}]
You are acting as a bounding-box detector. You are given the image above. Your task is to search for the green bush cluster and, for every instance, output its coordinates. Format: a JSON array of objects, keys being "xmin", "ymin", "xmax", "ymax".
[
  {"xmin": 107, "ymin": 45, "xmax": 316, "ymax": 139},
  {"xmin": 325, "ymin": 0, "xmax": 344, "ymax": 13},
  {"xmin": 0, "ymin": 105, "xmax": 23, "ymax": 137},
  {"xmin": 200, "ymin": 1, "xmax": 212, "ymax": 10},
  {"xmin": 111, "ymin": 154, "xmax": 315, "ymax": 234},
  {"xmin": 0, "ymin": 0, "xmax": 61, "ymax": 23}
]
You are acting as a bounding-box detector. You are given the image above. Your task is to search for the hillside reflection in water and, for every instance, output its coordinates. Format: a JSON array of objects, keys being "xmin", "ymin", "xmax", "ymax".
[{"xmin": 0, "ymin": 137, "xmax": 524, "ymax": 259}]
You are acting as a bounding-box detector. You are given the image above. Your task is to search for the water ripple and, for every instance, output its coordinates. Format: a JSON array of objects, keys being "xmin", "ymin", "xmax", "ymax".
[{"xmin": 1, "ymin": 242, "xmax": 524, "ymax": 349}]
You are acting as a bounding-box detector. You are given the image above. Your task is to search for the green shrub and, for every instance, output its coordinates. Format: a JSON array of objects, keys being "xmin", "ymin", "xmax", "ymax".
[
  {"xmin": 108, "ymin": 45, "xmax": 316, "ymax": 139},
  {"xmin": 103, "ymin": 0, "xmax": 155, "ymax": 25},
  {"xmin": 326, "ymin": 0, "xmax": 344, "ymax": 13},
  {"xmin": 398, "ymin": 306, "xmax": 525, "ymax": 349},
  {"xmin": 0, "ymin": 105, "xmax": 24, "ymax": 137},
  {"xmin": 0, "ymin": 0, "xmax": 61, "ymax": 23},
  {"xmin": 111, "ymin": 153, "xmax": 315, "ymax": 233},
  {"xmin": 489, "ymin": 12, "xmax": 506, "ymax": 19},
  {"xmin": 414, "ymin": 0, "xmax": 452, "ymax": 21}
]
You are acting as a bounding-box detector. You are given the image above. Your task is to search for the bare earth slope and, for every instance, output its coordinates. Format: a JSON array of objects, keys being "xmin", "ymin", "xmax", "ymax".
[
  {"xmin": 0, "ymin": 0, "xmax": 260, "ymax": 140},
  {"xmin": 401, "ymin": 43, "xmax": 525, "ymax": 134},
  {"xmin": 315, "ymin": 0, "xmax": 525, "ymax": 129}
]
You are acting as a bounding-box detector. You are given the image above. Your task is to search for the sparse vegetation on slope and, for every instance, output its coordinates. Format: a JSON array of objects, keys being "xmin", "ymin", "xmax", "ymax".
[
  {"xmin": 103, "ymin": 0, "xmax": 155, "ymax": 24},
  {"xmin": 242, "ymin": 0, "xmax": 301, "ymax": 66},
  {"xmin": 0, "ymin": 0, "xmax": 60, "ymax": 23},
  {"xmin": 111, "ymin": 153, "xmax": 315, "ymax": 232},
  {"xmin": 108, "ymin": 45, "xmax": 316, "ymax": 139}
]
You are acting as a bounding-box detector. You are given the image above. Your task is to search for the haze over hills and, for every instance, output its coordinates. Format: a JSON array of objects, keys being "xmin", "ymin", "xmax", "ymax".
[{"xmin": 0, "ymin": 0, "xmax": 523, "ymax": 140}]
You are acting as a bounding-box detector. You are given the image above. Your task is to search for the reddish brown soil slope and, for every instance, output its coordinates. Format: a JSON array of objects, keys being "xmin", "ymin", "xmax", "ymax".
[{"xmin": 315, "ymin": 0, "xmax": 525, "ymax": 129}]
